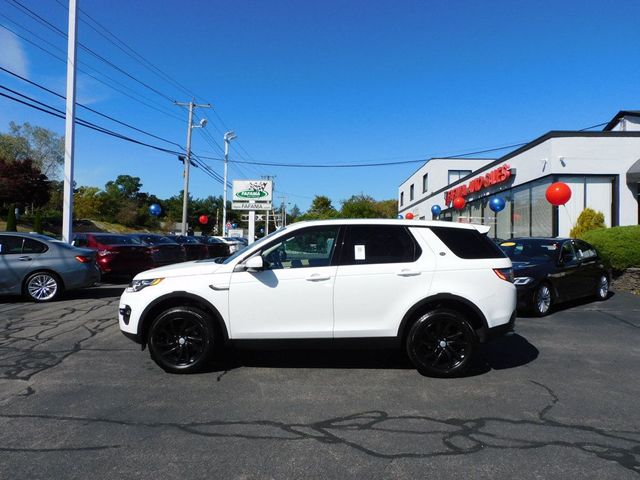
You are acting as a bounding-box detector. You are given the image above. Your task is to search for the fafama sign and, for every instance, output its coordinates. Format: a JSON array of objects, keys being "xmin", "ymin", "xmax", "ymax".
[{"xmin": 232, "ymin": 180, "xmax": 273, "ymax": 210}]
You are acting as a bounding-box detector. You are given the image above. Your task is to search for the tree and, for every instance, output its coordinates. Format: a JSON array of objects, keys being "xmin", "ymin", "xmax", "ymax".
[
  {"xmin": 74, "ymin": 187, "xmax": 105, "ymax": 219},
  {"xmin": 0, "ymin": 156, "xmax": 51, "ymax": 208},
  {"xmin": 571, "ymin": 208, "xmax": 606, "ymax": 238},
  {"xmin": 33, "ymin": 211, "xmax": 43, "ymax": 233},
  {"xmin": 375, "ymin": 199, "xmax": 398, "ymax": 218},
  {"xmin": 289, "ymin": 204, "xmax": 301, "ymax": 220},
  {"xmin": 5, "ymin": 204, "xmax": 17, "ymax": 231},
  {"xmin": 340, "ymin": 194, "xmax": 380, "ymax": 218},
  {"xmin": 104, "ymin": 175, "xmax": 143, "ymax": 199},
  {"xmin": 0, "ymin": 122, "xmax": 64, "ymax": 178},
  {"xmin": 298, "ymin": 195, "xmax": 338, "ymax": 220}
]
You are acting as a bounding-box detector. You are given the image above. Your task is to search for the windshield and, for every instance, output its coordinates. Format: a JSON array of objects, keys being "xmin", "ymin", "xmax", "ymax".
[
  {"xmin": 499, "ymin": 239, "xmax": 560, "ymax": 262},
  {"xmin": 221, "ymin": 228, "xmax": 287, "ymax": 264}
]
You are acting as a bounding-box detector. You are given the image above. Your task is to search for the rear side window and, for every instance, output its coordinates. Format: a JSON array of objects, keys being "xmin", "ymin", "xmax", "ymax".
[
  {"xmin": 429, "ymin": 226, "xmax": 506, "ymax": 259},
  {"xmin": 339, "ymin": 225, "xmax": 421, "ymax": 265},
  {"xmin": 22, "ymin": 238, "xmax": 47, "ymax": 254}
]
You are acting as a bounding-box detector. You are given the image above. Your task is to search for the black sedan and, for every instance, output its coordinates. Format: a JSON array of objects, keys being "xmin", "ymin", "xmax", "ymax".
[
  {"xmin": 499, "ymin": 238, "xmax": 610, "ymax": 316},
  {"xmin": 166, "ymin": 235, "xmax": 209, "ymax": 261}
]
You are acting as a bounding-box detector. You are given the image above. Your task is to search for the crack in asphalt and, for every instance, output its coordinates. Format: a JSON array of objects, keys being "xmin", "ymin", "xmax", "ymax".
[
  {"xmin": 1, "ymin": 382, "xmax": 638, "ymax": 473},
  {"xmin": 0, "ymin": 298, "xmax": 118, "ymax": 380}
]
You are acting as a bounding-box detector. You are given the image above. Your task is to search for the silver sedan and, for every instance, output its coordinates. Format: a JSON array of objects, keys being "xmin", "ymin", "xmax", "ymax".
[{"xmin": 0, "ymin": 232, "xmax": 100, "ymax": 302}]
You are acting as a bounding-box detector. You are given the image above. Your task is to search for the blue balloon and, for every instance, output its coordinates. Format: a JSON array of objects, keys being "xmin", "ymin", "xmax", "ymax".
[
  {"xmin": 148, "ymin": 203, "xmax": 162, "ymax": 216},
  {"xmin": 232, "ymin": 223, "xmax": 237, "ymax": 229},
  {"xmin": 489, "ymin": 197, "xmax": 506, "ymax": 213},
  {"xmin": 397, "ymin": 214, "xmax": 404, "ymax": 219},
  {"xmin": 431, "ymin": 205, "xmax": 442, "ymax": 216}
]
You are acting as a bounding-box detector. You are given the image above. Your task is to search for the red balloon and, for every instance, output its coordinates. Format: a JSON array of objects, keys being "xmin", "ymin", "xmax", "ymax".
[
  {"xmin": 545, "ymin": 182, "xmax": 572, "ymax": 206},
  {"xmin": 198, "ymin": 215, "xmax": 208, "ymax": 225},
  {"xmin": 452, "ymin": 197, "xmax": 466, "ymax": 210},
  {"xmin": 405, "ymin": 212, "xmax": 414, "ymax": 220}
]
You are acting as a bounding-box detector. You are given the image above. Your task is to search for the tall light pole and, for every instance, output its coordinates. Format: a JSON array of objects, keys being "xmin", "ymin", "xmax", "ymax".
[
  {"xmin": 175, "ymin": 100, "xmax": 210, "ymax": 234},
  {"xmin": 61, "ymin": 0, "xmax": 78, "ymax": 244},
  {"xmin": 223, "ymin": 131, "xmax": 237, "ymax": 236}
]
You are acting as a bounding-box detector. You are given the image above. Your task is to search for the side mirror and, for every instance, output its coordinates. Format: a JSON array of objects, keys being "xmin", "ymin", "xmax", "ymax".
[{"xmin": 245, "ymin": 255, "xmax": 265, "ymax": 272}]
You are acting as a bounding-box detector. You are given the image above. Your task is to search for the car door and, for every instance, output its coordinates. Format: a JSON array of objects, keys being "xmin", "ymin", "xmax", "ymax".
[
  {"xmin": 228, "ymin": 225, "xmax": 340, "ymax": 339},
  {"xmin": 0, "ymin": 236, "xmax": 29, "ymax": 294},
  {"xmin": 573, "ymin": 239, "xmax": 601, "ymax": 296},
  {"xmin": 332, "ymin": 225, "xmax": 432, "ymax": 338},
  {"xmin": 551, "ymin": 240, "xmax": 582, "ymax": 301}
]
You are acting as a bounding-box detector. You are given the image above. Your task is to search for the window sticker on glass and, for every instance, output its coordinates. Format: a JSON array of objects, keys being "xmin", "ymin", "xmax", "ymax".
[{"xmin": 354, "ymin": 245, "xmax": 366, "ymax": 260}]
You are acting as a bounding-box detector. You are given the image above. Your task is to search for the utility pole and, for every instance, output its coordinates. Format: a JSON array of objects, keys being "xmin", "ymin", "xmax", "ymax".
[
  {"xmin": 279, "ymin": 195, "xmax": 287, "ymax": 227},
  {"xmin": 61, "ymin": 0, "xmax": 78, "ymax": 244},
  {"xmin": 175, "ymin": 100, "xmax": 210, "ymax": 235},
  {"xmin": 223, "ymin": 131, "xmax": 237, "ymax": 236},
  {"xmin": 261, "ymin": 175, "xmax": 275, "ymax": 234}
]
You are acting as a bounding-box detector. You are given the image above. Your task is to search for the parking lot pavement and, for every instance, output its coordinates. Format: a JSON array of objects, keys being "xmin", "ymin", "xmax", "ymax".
[{"xmin": 0, "ymin": 287, "xmax": 639, "ymax": 479}]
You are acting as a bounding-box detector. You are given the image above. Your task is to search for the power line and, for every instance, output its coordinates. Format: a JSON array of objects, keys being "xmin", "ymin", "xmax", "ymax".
[
  {"xmin": 0, "ymin": 22, "xmax": 186, "ymax": 123},
  {"xmin": 0, "ymin": 65, "xmax": 186, "ymax": 151}
]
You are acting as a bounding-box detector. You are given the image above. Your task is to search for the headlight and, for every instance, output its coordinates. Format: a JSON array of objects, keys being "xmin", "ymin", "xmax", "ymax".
[
  {"xmin": 513, "ymin": 277, "xmax": 534, "ymax": 286},
  {"xmin": 126, "ymin": 278, "xmax": 164, "ymax": 293}
]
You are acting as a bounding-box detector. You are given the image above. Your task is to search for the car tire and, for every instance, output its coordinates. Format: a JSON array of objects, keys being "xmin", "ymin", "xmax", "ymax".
[
  {"xmin": 532, "ymin": 282, "xmax": 553, "ymax": 317},
  {"xmin": 406, "ymin": 308, "xmax": 477, "ymax": 377},
  {"xmin": 596, "ymin": 274, "xmax": 609, "ymax": 301},
  {"xmin": 23, "ymin": 271, "xmax": 62, "ymax": 302},
  {"xmin": 147, "ymin": 306, "xmax": 216, "ymax": 374}
]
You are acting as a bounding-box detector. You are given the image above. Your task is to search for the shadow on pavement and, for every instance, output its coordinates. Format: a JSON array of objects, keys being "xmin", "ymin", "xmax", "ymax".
[{"xmin": 203, "ymin": 332, "xmax": 538, "ymax": 377}]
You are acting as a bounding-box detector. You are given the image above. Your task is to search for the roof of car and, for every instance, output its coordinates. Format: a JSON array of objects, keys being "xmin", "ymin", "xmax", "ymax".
[{"xmin": 285, "ymin": 219, "xmax": 488, "ymax": 231}]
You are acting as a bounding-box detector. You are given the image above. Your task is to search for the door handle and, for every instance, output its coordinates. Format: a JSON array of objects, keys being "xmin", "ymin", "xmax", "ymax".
[
  {"xmin": 397, "ymin": 269, "xmax": 421, "ymax": 277},
  {"xmin": 306, "ymin": 274, "xmax": 330, "ymax": 282},
  {"xmin": 18, "ymin": 256, "xmax": 32, "ymax": 261}
]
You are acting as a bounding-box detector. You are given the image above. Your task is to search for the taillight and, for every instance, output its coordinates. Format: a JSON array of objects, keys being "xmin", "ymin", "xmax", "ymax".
[
  {"xmin": 494, "ymin": 268, "xmax": 514, "ymax": 282},
  {"xmin": 75, "ymin": 255, "xmax": 91, "ymax": 263}
]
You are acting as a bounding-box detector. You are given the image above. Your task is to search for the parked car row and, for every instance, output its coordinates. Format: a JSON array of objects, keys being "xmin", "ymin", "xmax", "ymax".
[{"xmin": 72, "ymin": 233, "xmax": 239, "ymax": 278}]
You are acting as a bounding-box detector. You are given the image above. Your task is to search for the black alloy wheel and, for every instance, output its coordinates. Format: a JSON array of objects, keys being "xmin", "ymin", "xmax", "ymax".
[
  {"xmin": 406, "ymin": 309, "xmax": 476, "ymax": 377},
  {"xmin": 148, "ymin": 306, "xmax": 216, "ymax": 373},
  {"xmin": 533, "ymin": 282, "xmax": 553, "ymax": 317}
]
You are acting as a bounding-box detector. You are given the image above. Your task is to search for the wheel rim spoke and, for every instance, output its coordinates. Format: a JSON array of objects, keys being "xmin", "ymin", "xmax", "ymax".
[
  {"xmin": 415, "ymin": 317, "xmax": 470, "ymax": 373},
  {"xmin": 152, "ymin": 316, "xmax": 206, "ymax": 367}
]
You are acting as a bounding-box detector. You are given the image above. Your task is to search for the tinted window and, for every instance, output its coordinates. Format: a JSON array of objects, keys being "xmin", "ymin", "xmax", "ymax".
[
  {"xmin": 94, "ymin": 235, "xmax": 140, "ymax": 245},
  {"xmin": 573, "ymin": 240, "xmax": 597, "ymax": 260},
  {"xmin": 560, "ymin": 241, "xmax": 576, "ymax": 262},
  {"xmin": 499, "ymin": 239, "xmax": 560, "ymax": 261},
  {"xmin": 262, "ymin": 226, "xmax": 339, "ymax": 269},
  {"xmin": 74, "ymin": 235, "xmax": 88, "ymax": 247},
  {"xmin": 22, "ymin": 238, "xmax": 47, "ymax": 254},
  {"xmin": 340, "ymin": 225, "xmax": 421, "ymax": 265},
  {"xmin": 0, "ymin": 236, "xmax": 24, "ymax": 254},
  {"xmin": 430, "ymin": 227, "xmax": 505, "ymax": 259}
]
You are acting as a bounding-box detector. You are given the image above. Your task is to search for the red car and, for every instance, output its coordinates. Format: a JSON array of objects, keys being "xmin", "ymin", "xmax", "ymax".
[{"xmin": 73, "ymin": 233, "xmax": 154, "ymax": 277}]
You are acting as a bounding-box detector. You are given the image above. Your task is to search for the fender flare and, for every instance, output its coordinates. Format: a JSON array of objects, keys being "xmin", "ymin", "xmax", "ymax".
[
  {"xmin": 137, "ymin": 291, "xmax": 229, "ymax": 344},
  {"xmin": 397, "ymin": 293, "xmax": 489, "ymax": 340}
]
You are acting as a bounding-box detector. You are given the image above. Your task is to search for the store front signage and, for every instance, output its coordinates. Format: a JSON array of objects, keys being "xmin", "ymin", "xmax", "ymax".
[{"xmin": 444, "ymin": 164, "xmax": 512, "ymax": 206}]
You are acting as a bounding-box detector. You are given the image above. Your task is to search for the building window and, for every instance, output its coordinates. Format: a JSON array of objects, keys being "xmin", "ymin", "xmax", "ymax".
[
  {"xmin": 400, "ymin": 192, "xmax": 404, "ymax": 206},
  {"xmin": 448, "ymin": 170, "xmax": 472, "ymax": 184},
  {"xmin": 422, "ymin": 173, "xmax": 429, "ymax": 193},
  {"xmin": 410, "ymin": 184, "xmax": 414, "ymax": 201}
]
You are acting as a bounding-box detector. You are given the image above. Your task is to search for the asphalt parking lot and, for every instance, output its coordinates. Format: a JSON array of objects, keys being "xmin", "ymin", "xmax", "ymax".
[{"xmin": 1, "ymin": 286, "xmax": 639, "ymax": 479}]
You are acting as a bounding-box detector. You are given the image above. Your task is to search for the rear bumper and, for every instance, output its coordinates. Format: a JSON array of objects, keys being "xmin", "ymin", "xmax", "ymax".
[{"xmin": 479, "ymin": 310, "xmax": 516, "ymax": 342}]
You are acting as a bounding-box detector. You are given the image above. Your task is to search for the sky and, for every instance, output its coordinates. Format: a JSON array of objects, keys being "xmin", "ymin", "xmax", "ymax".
[{"xmin": 1, "ymin": 0, "xmax": 639, "ymax": 212}]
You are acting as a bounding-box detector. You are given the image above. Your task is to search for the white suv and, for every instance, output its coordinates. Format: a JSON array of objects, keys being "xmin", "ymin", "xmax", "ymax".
[{"xmin": 119, "ymin": 220, "xmax": 516, "ymax": 377}]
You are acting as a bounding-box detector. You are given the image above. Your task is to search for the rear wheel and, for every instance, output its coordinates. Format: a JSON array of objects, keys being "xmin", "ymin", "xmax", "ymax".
[
  {"xmin": 406, "ymin": 309, "xmax": 477, "ymax": 377},
  {"xmin": 596, "ymin": 274, "xmax": 609, "ymax": 301},
  {"xmin": 24, "ymin": 271, "xmax": 62, "ymax": 302},
  {"xmin": 533, "ymin": 282, "xmax": 553, "ymax": 316},
  {"xmin": 147, "ymin": 306, "xmax": 216, "ymax": 373}
]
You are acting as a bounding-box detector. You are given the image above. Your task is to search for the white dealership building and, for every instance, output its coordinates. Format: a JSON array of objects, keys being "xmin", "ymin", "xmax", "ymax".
[{"xmin": 398, "ymin": 110, "xmax": 640, "ymax": 238}]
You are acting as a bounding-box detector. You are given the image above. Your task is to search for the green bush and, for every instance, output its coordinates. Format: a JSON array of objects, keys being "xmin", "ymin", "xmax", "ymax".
[
  {"xmin": 5, "ymin": 204, "xmax": 17, "ymax": 231},
  {"xmin": 33, "ymin": 211, "xmax": 43, "ymax": 233},
  {"xmin": 580, "ymin": 225, "xmax": 640, "ymax": 271},
  {"xmin": 570, "ymin": 208, "xmax": 605, "ymax": 238}
]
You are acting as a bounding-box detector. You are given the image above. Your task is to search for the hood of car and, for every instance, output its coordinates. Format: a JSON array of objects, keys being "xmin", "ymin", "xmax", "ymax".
[{"xmin": 135, "ymin": 258, "xmax": 225, "ymax": 279}]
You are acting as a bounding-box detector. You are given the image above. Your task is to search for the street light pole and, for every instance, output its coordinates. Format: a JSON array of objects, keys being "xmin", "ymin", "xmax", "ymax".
[
  {"xmin": 175, "ymin": 100, "xmax": 210, "ymax": 235},
  {"xmin": 223, "ymin": 131, "xmax": 237, "ymax": 236}
]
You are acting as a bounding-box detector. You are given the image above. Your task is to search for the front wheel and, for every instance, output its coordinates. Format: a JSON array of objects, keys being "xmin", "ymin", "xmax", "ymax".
[
  {"xmin": 406, "ymin": 309, "xmax": 477, "ymax": 377},
  {"xmin": 147, "ymin": 306, "xmax": 216, "ymax": 373}
]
